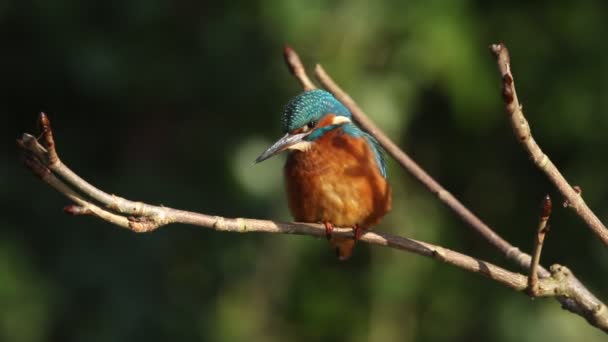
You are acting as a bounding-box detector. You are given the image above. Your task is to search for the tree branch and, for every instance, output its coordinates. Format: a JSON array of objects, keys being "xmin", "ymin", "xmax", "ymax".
[
  {"xmin": 282, "ymin": 45, "xmax": 608, "ymax": 333},
  {"xmin": 282, "ymin": 46, "xmax": 534, "ymax": 272},
  {"xmin": 17, "ymin": 46, "xmax": 608, "ymax": 334},
  {"xmin": 490, "ymin": 42, "xmax": 608, "ymax": 246},
  {"xmin": 17, "ymin": 118, "xmax": 532, "ymax": 291},
  {"xmin": 528, "ymin": 195, "xmax": 552, "ymax": 296},
  {"xmin": 283, "ymin": 45, "xmax": 316, "ymax": 91}
]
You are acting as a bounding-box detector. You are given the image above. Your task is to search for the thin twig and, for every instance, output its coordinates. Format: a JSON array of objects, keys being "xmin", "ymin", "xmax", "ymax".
[
  {"xmin": 17, "ymin": 136, "xmax": 132, "ymax": 228},
  {"xmin": 35, "ymin": 113, "xmax": 168, "ymax": 219},
  {"xmin": 283, "ymin": 45, "xmax": 316, "ymax": 91},
  {"xmin": 490, "ymin": 42, "xmax": 608, "ymax": 246},
  {"xmin": 528, "ymin": 195, "xmax": 552, "ymax": 296}
]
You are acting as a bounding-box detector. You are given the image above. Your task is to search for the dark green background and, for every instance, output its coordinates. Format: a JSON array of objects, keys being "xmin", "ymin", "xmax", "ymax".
[{"xmin": 2, "ymin": 1, "xmax": 608, "ymax": 341}]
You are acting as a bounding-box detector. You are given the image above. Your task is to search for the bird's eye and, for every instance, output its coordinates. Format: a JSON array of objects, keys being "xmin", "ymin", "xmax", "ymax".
[{"xmin": 307, "ymin": 121, "xmax": 317, "ymax": 129}]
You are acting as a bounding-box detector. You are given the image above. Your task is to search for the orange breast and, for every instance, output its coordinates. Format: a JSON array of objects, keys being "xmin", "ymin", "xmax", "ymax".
[{"xmin": 284, "ymin": 128, "xmax": 391, "ymax": 228}]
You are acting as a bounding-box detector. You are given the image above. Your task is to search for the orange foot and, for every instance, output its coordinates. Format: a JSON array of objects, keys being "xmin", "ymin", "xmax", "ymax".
[
  {"xmin": 323, "ymin": 221, "xmax": 334, "ymax": 241},
  {"xmin": 353, "ymin": 224, "xmax": 364, "ymax": 241}
]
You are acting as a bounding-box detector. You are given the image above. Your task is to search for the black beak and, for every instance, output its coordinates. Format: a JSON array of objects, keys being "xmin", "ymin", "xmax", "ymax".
[{"xmin": 255, "ymin": 132, "xmax": 309, "ymax": 163}]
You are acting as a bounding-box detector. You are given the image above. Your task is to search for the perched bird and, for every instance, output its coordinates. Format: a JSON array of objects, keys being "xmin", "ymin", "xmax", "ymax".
[{"xmin": 255, "ymin": 89, "xmax": 391, "ymax": 259}]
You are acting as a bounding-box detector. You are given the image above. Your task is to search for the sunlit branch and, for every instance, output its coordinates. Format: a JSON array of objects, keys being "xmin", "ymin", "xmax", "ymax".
[
  {"xmin": 282, "ymin": 44, "xmax": 608, "ymax": 333},
  {"xmin": 20, "ymin": 114, "xmax": 536, "ymax": 291},
  {"xmin": 490, "ymin": 42, "xmax": 608, "ymax": 246}
]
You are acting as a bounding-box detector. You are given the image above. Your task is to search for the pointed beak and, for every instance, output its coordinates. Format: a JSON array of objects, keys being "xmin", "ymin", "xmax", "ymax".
[{"xmin": 255, "ymin": 132, "xmax": 309, "ymax": 163}]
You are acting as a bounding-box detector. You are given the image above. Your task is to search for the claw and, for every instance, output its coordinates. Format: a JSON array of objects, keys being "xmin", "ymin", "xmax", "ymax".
[
  {"xmin": 353, "ymin": 224, "xmax": 363, "ymax": 241},
  {"xmin": 323, "ymin": 221, "xmax": 334, "ymax": 240}
]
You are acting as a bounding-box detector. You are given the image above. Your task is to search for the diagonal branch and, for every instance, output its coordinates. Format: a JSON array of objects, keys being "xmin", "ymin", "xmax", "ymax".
[
  {"xmin": 283, "ymin": 45, "xmax": 316, "ymax": 91},
  {"xmin": 490, "ymin": 42, "xmax": 608, "ymax": 246},
  {"xmin": 282, "ymin": 46, "xmax": 533, "ymax": 272},
  {"xmin": 281, "ymin": 45, "xmax": 608, "ymax": 333}
]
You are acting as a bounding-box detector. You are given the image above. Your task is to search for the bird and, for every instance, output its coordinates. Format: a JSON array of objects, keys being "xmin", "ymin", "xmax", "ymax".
[{"xmin": 255, "ymin": 89, "xmax": 392, "ymax": 260}]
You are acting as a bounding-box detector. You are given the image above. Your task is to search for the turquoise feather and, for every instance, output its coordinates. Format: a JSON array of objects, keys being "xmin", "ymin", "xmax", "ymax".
[{"xmin": 281, "ymin": 90, "xmax": 387, "ymax": 178}]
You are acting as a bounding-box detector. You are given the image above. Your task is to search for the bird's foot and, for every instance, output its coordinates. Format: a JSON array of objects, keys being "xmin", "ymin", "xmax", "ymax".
[
  {"xmin": 353, "ymin": 224, "xmax": 364, "ymax": 241},
  {"xmin": 323, "ymin": 221, "xmax": 334, "ymax": 241}
]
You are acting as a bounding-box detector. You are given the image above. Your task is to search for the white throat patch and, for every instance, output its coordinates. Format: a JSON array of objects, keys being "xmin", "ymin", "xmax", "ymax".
[{"xmin": 288, "ymin": 141, "xmax": 313, "ymax": 152}]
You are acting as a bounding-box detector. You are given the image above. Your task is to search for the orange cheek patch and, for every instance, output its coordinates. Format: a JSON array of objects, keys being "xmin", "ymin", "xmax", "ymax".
[
  {"xmin": 289, "ymin": 114, "xmax": 340, "ymax": 134},
  {"xmin": 290, "ymin": 127, "xmax": 306, "ymax": 134},
  {"xmin": 317, "ymin": 114, "xmax": 337, "ymax": 128}
]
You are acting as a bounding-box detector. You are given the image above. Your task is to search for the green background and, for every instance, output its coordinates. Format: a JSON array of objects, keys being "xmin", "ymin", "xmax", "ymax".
[{"xmin": 2, "ymin": 1, "xmax": 608, "ymax": 341}]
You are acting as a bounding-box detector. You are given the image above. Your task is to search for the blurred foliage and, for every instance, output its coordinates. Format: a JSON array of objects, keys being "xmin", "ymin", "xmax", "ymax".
[{"xmin": 2, "ymin": 0, "xmax": 608, "ymax": 341}]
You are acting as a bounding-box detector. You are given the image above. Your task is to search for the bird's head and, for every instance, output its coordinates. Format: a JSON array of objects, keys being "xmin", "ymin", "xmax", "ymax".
[{"xmin": 255, "ymin": 89, "xmax": 352, "ymax": 163}]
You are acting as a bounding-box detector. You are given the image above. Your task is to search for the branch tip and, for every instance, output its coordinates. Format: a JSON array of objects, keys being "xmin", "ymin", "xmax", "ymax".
[
  {"xmin": 489, "ymin": 42, "xmax": 509, "ymax": 62},
  {"xmin": 37, "ymin": 112, "xmax": 59, "ymax": 165},
  {"xmin": 541, "ymin": 195, "xmax": 552, "ymax": 219},
  {"xmin": 528, "ymin": 194, "xmax": 553, "ymax": 296},
  {"xmin": 282, "ymin": 44, "xmax": 315, "ymax": 91},
  {"xmin": 39, "ymin": 111, "xmax": 50, "ymax": 128},
  {"xmin": 64, "ymin": 205, "xmax": 90, "ymax": 216},
  {"xmin": 282, "ymin": 44, "xmax": 296, "ymax": 74},
  {"xmin": 282, "ymin": 44, "xmax": 294, "ymax": 57}
]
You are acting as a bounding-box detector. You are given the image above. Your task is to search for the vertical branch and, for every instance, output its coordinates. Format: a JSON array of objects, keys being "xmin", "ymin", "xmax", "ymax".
[
  {"xmin": 490, "ymin": 43, "xmax": 608, "ymax": 246},
  {"xmin": 528, "ymin": 195, "xmax": 552, "ymax": 296},
  {"xmin": 39, "ymin": 112, "xmax": 59, "ymax": 165}
]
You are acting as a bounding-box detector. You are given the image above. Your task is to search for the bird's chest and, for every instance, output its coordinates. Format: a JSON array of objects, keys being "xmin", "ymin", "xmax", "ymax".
[{"xmin": 284, "ymin": 132, "xmax": 389, "ymax": 227}]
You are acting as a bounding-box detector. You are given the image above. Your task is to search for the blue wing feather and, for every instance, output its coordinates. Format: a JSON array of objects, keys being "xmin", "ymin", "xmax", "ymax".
[
  {"xmin": 363, "ymin": 133, "xmax": 387, "ymax": 178},
  {"xmin": 341, "ymin": 124, "xmax": 387, "ymax": 178}
]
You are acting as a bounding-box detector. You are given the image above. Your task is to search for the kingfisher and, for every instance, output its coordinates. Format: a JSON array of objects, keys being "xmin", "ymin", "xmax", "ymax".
[{"xmin": 255, "ymin": 89, "xmax": 392, "ymax": 260}]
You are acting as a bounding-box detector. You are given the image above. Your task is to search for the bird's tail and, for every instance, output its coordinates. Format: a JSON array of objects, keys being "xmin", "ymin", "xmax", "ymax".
[{"xmin": 330, "ymin": 237, "xmax": 356, "ymax": 260}]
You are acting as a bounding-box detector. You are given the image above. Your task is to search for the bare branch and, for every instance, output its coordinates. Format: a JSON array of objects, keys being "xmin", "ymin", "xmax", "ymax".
[
  {"xmin": 282, "ymin": 46, "xmax": 608, "ymax": 333},
  {"xmin": 16, "ymin": 46, "xmax": 608, "ymax": 334},
  {"xmin": 17, "ymin": 139, "xmax": 133, "ymax": 228},
  {"xmin": 490, "ymin": 42, "xmax": 608, "ymax": 246},
  {"xmin": 312, "ymin": 63, "xmax": 534, "ymax": 270},
  {"xmin": 18, "ymin": 119, "xmax": 534, "ymax": 292},
  {"xmin": 18, "ymin": 109, "xmax": 608, "ymax": 333},
  {"xmin": 39, "ymin": 112, "xmax": 59, "ymax": 165},
  {"xmin": 283, "ymin": 45, "xmax": 316, "ymax": 91},
  {"xmin": 528, "ymin": 195, "xmax": 552, "ymax": 296}
]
